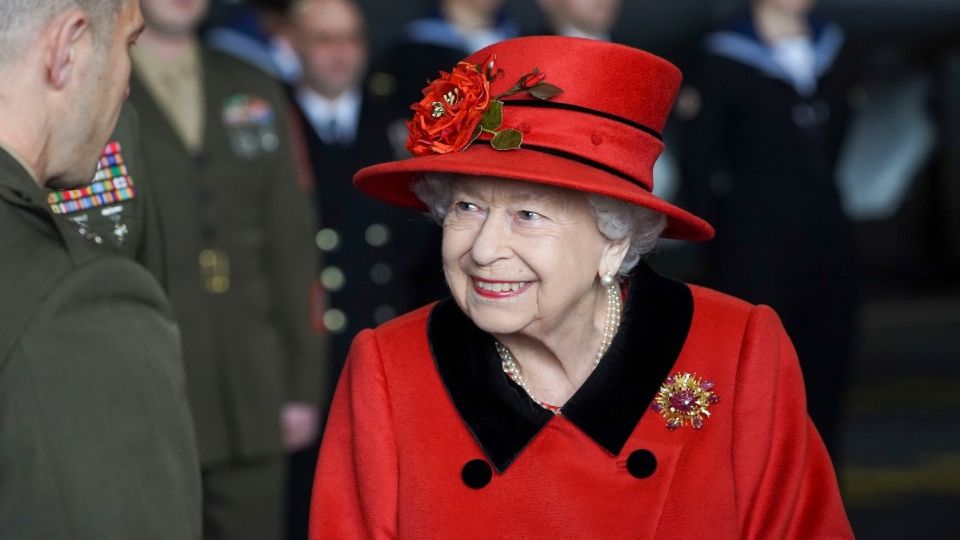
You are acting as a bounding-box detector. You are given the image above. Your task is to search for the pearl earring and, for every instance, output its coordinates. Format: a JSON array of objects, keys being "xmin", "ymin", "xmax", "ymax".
[{"xmin": 600, "ymin": 273, "xmax": 616, "ymax": 287}]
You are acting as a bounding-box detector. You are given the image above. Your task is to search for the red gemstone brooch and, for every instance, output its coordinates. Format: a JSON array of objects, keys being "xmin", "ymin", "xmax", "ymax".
[
  {"xmin": 651, "ymin": 372, "xmax": 720, "ymax": 430},
  {"xmin": 406, "ymin": 55, "xmax": 563, "ymax": 156}
]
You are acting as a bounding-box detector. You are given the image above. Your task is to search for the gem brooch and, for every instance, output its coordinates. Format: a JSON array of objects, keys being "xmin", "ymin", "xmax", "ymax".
[{"xmin": 651, "ymin": 372, "xmax": 720, "ymax": 430}]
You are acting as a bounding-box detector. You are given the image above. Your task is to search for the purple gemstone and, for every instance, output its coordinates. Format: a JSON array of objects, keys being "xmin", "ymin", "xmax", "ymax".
[
  {"xmin": 652, "ymin": 403, "xmax": 664, "ymax": 413},
  {"xmin": 692, "ymin": 417, "xmax": 704, "ymax": 429},
  {"xmin": 708, "ymin": 395, "xmax": 720, "ymax": 404},
  {"xmin": 664, "ymin": 376, "xmax": 675, "ymax": 385},
  {"xmin": 702, "ymin": 380, "xmax": 715, "ymax": 391},
  {"xmin": 666, "ymin": 419, "xmax": 681, "ymax": 430},
  {"xmin": 669, "ymin": 390, "xmax": 697, "ymax": 413}
]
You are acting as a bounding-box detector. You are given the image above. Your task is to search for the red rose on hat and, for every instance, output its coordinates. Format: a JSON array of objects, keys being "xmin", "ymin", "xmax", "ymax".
[
  {"xmin": 407, "ymin": 61, "xmax": 492, "ymax": 156},
  {"xmin": 356, "ymin": 36, "xmax": 715, "ymax": 241}
]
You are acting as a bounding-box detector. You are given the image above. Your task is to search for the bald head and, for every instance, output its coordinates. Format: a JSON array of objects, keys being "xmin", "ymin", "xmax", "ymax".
[
  {"xmin": 0, "ymin": 0, "xmax": 124, "ymax": 67},
  {"xmin": 289, "ymin": 0, "xmax": 367, "ymax": 99},
  {"xmin": 0, "ymin": 0, "xmax": 143, "ymax": 187}
]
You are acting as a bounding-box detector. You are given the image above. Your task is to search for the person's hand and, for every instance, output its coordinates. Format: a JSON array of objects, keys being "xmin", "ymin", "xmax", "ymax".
[{"xmin": 281, "ymin": 402, "xmax": 320, "ymax": 452}]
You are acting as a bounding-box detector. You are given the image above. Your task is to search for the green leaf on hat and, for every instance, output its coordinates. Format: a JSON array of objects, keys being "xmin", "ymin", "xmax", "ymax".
[
  {"xmin": 490, "ymin": 128, "xmax": 523, "ymax": 151},
  {"xmin": 481, "ymin": 100, "xmax": 504, "ymax": 132},
  {"xmin": 528, "ymin": 83, "xmax": 563, "ymax": 100},
  {"xmin": 468, "ymin": 124, "xmax": 483, "ymax": 147}
]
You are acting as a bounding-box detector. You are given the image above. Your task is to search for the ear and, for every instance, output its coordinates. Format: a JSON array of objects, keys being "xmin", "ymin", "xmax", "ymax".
[
  {"xmin": 598, "ymin": 235, "xmax": 631, "ymax": 279},
  {"xmin": 46, "ymin": 11, "xmax": 90, "ymax": 90}
]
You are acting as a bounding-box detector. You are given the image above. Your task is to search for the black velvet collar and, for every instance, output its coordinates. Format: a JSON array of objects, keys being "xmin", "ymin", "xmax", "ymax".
[{"xmin": 427, "ymin": 264, "xmax": 693, "ymax": 472}]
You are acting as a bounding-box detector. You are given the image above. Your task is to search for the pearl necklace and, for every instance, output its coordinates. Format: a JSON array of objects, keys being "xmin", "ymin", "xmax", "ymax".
[{"xmin": 496, "ymin": 283, "xmax": 623, "ymax": 413}]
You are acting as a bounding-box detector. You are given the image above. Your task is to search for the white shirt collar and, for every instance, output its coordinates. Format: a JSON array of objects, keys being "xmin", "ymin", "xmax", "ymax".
[
  {"xmin": 295, "ymin": 86, "xmax": 362, "ymax": 145},
  {"xmin": 770, "ymin": 36, "xmax": 817, "ymax": 96}
]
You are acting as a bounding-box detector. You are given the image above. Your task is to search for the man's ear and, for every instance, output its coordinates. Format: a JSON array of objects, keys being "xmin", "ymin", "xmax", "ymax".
[{"xmin": 47, "ymin": 11, "xmax": 90, "ymax": 90}]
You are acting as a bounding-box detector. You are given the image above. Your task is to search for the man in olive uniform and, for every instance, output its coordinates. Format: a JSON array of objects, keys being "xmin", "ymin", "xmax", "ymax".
[
  {"xmin": 131, "ymin": 0, "xmax": 325, "ymax": 537},
  {"xmin": 0, "ymin": 0, "xmax": 202, "ymax": 538}
]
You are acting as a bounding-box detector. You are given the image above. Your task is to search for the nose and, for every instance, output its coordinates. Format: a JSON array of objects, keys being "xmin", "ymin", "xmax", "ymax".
[{"xmin": 470, "ymin": 211, "xmax": 511, "ymax": 266}]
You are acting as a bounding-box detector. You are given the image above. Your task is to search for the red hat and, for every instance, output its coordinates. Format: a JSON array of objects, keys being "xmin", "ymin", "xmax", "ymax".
[{"xmin": 354, "ymin": 35, "xmax": 714, "ymax": 241}]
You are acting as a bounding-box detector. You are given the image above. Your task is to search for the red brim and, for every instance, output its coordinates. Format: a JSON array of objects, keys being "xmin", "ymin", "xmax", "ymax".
[{"xmin": 354, "ymin": 145, "xmax": 714, "ymax": 242}]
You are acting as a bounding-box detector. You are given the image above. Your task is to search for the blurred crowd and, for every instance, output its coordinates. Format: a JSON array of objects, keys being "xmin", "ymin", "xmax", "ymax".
[{"xmin": 2, "ymin": 0, "xmax": 957, "ymax": 538}]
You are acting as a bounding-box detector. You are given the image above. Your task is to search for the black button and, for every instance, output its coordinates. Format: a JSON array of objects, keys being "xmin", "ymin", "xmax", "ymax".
[
  {"xmin": 627, "ymin": 449, "xmax": 657, "ymax": 479},
  {"xmin": 461, "ymin": 459, "xmax": 492, "ymax": 489}
]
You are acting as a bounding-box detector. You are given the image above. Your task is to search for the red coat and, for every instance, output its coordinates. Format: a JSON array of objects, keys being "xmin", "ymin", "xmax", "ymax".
[{"xmin": 310, "ymin": 267, "xmax": 853, "ymax": 539}]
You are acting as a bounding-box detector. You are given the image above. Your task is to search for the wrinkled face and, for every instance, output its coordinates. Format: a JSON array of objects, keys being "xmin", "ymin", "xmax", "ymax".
[
  {"xmin": 551, "ymin": 0, "xmax": 621, "ymax": 35},
  {"xmin": 54, "ymin": 0, "xmax": 144, "ymax": 187},
  {"xmin": 291, "ymin": 0, "xmax": 367, "ymax": 98},
  {"xmin": 140, "ymin": 0, "xmax": 207, "ymax": 36},
  {"xmin": 442, "ymin": 176, "xmax": 624, "ymax": 338}
]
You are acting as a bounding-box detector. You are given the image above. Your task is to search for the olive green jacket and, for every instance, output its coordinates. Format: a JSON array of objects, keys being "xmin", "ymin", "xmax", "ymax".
[
  {"xmin": 0, "ymin": 149, "xmax": 202, "ymax": 538},
  {"xmin": 130, "ymin": 47, "xmax": 325, "ymax": 464}
]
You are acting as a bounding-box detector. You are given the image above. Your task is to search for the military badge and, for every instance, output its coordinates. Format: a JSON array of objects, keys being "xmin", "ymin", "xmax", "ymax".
[
  {"xmin": 48, "ymin": 141, "xmax": 136, "ymax": 215},
  {"xmin": 651, "ymin": 372, "xmax": 720, "ymax": 430},
  {"xmin": 222, "ymin": 94, "xmax": 280, "ymax": 159},
  {"xmin": 48, "ymin": 141, "xmax": 135, "ymax": 247}
]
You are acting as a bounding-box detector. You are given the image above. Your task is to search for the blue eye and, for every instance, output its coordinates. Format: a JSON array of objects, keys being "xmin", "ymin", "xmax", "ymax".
[
  {"xmin": 517, "ymin": 210, "xmax": 543, "ymax": 221},
  {"xmin": 455, "ymin": 201, "xmax": 479, "ymax": 212}
]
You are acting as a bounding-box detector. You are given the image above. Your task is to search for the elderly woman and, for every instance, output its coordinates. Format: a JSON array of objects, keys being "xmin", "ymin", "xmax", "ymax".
[{"xmin": 310, "ymin": 36, "xmax": 853, "ymax": 538}]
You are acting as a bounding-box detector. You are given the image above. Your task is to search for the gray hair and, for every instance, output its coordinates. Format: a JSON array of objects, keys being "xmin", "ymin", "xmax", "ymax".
[
  {"xmin": 412, "ymin": 173, "xmax": 667, "ymax": 277},
  {"xmin": 0, "ymin": 0, "xmax": 123, "ymax": 66}
]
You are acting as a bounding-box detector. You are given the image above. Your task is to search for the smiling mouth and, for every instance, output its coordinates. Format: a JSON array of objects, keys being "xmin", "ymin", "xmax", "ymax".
[{"xmin": 472, "ymin": 277, "xmax": 533, "ymax": 298}]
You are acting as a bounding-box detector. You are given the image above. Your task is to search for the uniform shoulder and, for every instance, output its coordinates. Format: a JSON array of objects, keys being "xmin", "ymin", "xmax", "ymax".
[
  {"xmin": 0, "ymin": 203, "xmax": 75, "ymax": 357},
  {"xmin": 204, "ymin": 47, "xmax": 284, "ymax": 90},
  {"xmin": 38, "ymin": 256, "xmax": 168, "ymax": 313},
  {"xmin": 202, "ymin": 48, "xmax": 292, "ymax": 121},
  {"xmin": 0, "ymin": 229, "xmax": 169, "ymax": 365}
]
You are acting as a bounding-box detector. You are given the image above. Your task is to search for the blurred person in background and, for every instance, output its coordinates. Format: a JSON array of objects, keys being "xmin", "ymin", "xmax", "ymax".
[
  {"xmin": 283, "ymin": 0, "xmax": 444, "ymax": 536},
  {"xmin": 368, "ymin": 0, "xmax": 521, "ymax": 136},
  {"xmin": 206, "ymin": 0, "xmax": 302, "ymax": 84},
  {"xmin": 536, "ymin": 0, "xmax": 621, "ymax": 42},
  {"xmin": 535, "ymin": 0, "xmax": 686, "ymax": 216},
  {"xmin": 130, "ymin": 0, "xmax": 325, "ymax": 537},
  {"xmin": 679, "ymin": 0, "xmax": 860, "ymax": 458},
  {"xmin": 0, "ymin": 0, "xmax": 201, "ymax": 537},
  {"xmin": 538, "ymin": 0, "xmax": 680, "ymax": 210}
]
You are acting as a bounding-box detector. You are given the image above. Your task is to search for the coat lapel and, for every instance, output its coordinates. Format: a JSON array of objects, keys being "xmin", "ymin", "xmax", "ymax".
[{"xmin": 427, "ymin": 264, "xmax": 694, "ymax": 472}]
